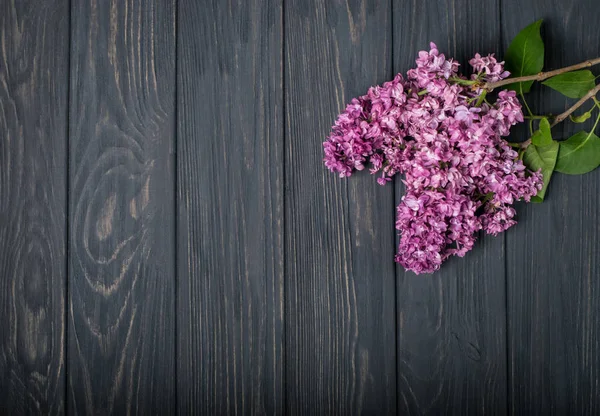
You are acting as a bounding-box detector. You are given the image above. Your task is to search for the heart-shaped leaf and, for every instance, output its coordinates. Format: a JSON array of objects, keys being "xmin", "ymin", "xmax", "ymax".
[
  {"xmin": 531, "ymin": 118, "xmax": 553, "ymax": 146},
  {"xmin": 555, "ymin": 130, "xmax": 600, "ymax": 174},
  {"xmin": 522, "ymin": 141, "xmax": 559, "ymax": 202},
  {"xmin": 542, "ymin": 70, "xmax": 596, "ymax": 99},
  {"xmin": 504, "ymin": 20, "xmax": 544, "ymax": 94}
]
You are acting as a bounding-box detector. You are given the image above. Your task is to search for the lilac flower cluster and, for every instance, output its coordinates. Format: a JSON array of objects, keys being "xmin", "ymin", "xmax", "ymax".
[{"xmin": 323, "ymin": 43, "xmax": 543, "ymax": 274}]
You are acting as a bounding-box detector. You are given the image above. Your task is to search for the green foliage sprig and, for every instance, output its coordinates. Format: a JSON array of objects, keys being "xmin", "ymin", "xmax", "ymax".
[{"xmin": 484, "ymin": 20, "xmax": 600, "ymax": 201}]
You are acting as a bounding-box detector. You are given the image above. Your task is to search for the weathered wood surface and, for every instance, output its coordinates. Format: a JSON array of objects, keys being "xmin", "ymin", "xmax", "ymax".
[
  {"xmin": 0, "ymin": 1, "xmax": 69, "ymax": 414},
  {"xmin": 68, "ymin": 0, "xmax": 176, "ymax": 413},
  {"xmin": 285, "ymin": 1, "xmax": 397, "ymax": 414},
  {"xmin": 0, "ymin": 0, "xmax": 598, "ymax": 414},
  {"xmin": 177, "ymin": 0, "xmax": 285, "ymax": 414}
]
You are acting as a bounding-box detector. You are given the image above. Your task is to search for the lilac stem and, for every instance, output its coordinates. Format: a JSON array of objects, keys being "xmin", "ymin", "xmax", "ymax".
[{"xmin": 484, "ymin": 57, "xmax": 600, "ymax": 90}]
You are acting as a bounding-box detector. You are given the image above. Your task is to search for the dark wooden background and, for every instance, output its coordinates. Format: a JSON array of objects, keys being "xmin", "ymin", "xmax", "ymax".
[{"xmin": 1, "ymin": 0, "xmax": 599, "ymax": 414}]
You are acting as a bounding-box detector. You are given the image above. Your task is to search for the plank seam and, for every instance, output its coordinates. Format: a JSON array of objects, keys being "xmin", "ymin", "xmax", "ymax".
[
  {"xmin": 66, "ymin": 0, "xmax": 73, "ymax": 412},
  {"xmin": 282, "ymin": 0, "xmax": 288, "ymax": 413},
  {"xmin": 498, "ymin": 2, "xmax": 511, "ymax": 414},
  {"xmin": 390, "ymin": 0, "xmax": 399, "ymax": 414},
  {"xmin": 174, "ymin": 0, "xmax": 179, "ymax": 414}
]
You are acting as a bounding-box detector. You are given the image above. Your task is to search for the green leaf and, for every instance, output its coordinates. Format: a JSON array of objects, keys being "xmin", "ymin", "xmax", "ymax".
[
  {"xmin": 539, "ymin": 118, "xmax": 552, "ymax": 141},
  {"xmin": 554, "ymin": 130, "xmax": 600, "ymax": 174},
  {"xmin": 522, "ymin": 141, "xmax": 559, "ymax": 202},
  {"xmin": 531, "ymin": 118, "xmax": 553, "ymax": 146},
  {"xmin": 530, "ymin": 130, "xmax": 544, "ymax": 146},
  {"xmin": 570, "ymin": 110, "xmax": 593, "ymax": 123},
  {"xmin": 504, "ymin": 20, "xmax": 544, "ymax": 94},
  {"xmin": 542, "ymin": 70, "xmax": 596, "ymax": 98}
]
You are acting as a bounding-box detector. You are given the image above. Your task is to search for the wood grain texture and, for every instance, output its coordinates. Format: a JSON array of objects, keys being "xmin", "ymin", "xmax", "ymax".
[
  {"xmin": 4, "ymin": 1, "xmax": 600, "ymax": 413},
  {"xmin": 285, "ymin": 1, "xmax": 396, "ymax": 414},
  {"xmin": 68, "ymin": 0, "xmax": 176, "ymax": 413},
  {"xmin": 0, "ymin": 1, "xmax": 68, "ymax": 414},
  {"xmin": 393, "ymin": 1, "xmax": 508, "ymax": 414},
  {"xmin": 502, "ymin": 3, "xmax": 600, "ymax": 414},
  {"xmin": 176, "ymin": 1, "xmax": 284, "ymax": 414}
]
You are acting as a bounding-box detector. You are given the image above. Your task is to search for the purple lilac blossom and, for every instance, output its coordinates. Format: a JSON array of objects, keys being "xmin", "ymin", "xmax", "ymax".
[
  {"xmin": 323, "ymin": 43, "xmax": 543, "ymax": 274},
  {"xmin": 469, "ymin": 53, "xmax": 511, "ymax": 83}
]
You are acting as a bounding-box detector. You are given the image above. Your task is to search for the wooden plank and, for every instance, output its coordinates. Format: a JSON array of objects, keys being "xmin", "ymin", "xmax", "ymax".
[
  {"xmin": 284, "ymin": 2, "xmax": 396, "ymax": 414},
  {"xmin": 392, "ymin": 1, "xmax": 508, "ymax": 414},
  {"xmin": 503, "ymin": 4, "xmax": 600, "ymax": 414},
  {"xmin": 176, "ymin": 1, "xmax": 284, "ymax": 414},
  {"xmin": 67, "ymin": 1, "xmax": 176, "ymax": 413},
  {"xmin": 0, "ymin": 1, "xmax": 68, "ymax": 414}
]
